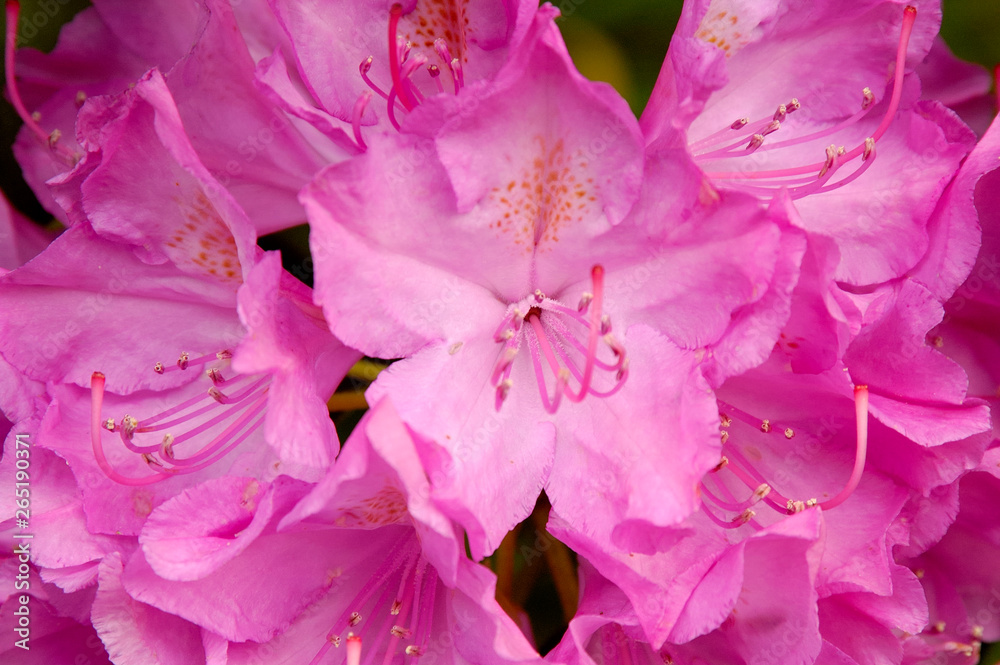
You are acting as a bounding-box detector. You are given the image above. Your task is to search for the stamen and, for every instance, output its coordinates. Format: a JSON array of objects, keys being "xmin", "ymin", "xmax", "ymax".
[
  {"xmin": 564, "ymin": 265, "xmax": 605, "ymax": 403},
  {"xmin": 4, "ymin": 1, "xmax": 77, "ymax": 166},
  {"xmin": 386, "ymin": 88, "xmax": 402, "ymax": 131},
  {"xmin": 491, "ymin": 267, "xmax": 627, "ymax": 413},
  {"xmin": 92, "ymin": 350, "xmax": 272, "ymax": 484},
  {"xmin": 450, "ymin": 58, "xmax": 464, "ymax": 90},
  {"xmin": 427, "ymin": 64, "xmax": 445, "ymax": 93},
  {"xmin": 360, "ymin": 56, "xmax": 393, "ymax": 102},
  {"xmin": 692, "ymin": 6, "xmax": 917, "ymax": 199},
  {"xmin": 352, "ymin": 92, "xmax": 372, "ymax": 151},
  {"xmin": 708, "ymin": 383, "xmax": 870, "ymax": 525},
  {"xmin": 90, "ymin": 373, "xmax": 164, "ymax": 486}
]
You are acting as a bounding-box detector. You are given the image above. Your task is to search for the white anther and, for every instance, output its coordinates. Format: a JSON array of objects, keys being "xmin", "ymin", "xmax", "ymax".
[
  {"xmin": 330, "ymin": 635, "xmax": 342, "ymax": 647},
  {"xmin": 161, "ymin": 434, "xmax": 175, "ymax": 460},
  {"xmin": 177, "ymin": 352, "xmax": 190, "ymax": 370},
  {"xmin": 600, "ymin": 315, "xmax": 612, "ymax": 335},
  {"xmin": 720, "ymin": 430, "xmax": 729, "ymax": 444},
  {"xmin": 786, "ymin": 98, "xmax": 800, "ymax": 113},
  {"xmin": 972, "ymin": 625, "xmax": 984, "ymax": 639},
  {"xmin": 713, "ymin": 456, "xmax": 729, "ymax": 471},
  {"xmin": 933, "ymin": 622, "xmax": 946, "ymax": 633},
  {"xmin": 75, "ymin": 90, "xmax": 87, "ymax": 107},
  {"xmin": 720, "ymin": 414, "xmax": 732, "ymax": 428},
  {"xmin": 47, "ymin": 129, "xmax": 62, "ymax": 148},
  {"xmin": 142, "ymin": 453, "xmax": 164, "ymax": 468},
  {"xmin": 760, "ymin": 419, "xmax": 772, "ymax": 433},
  {"xmin": 349, "ymin": 612, "xmax": 362, "ymax": 626},
  {"xmin": 390, "ymin": 600, "xmax": 402, "ymax": 615},
  {"xmin": 534, "ymin": 289, "xmax": 545, "ymax": 303},
  {"xmin": 448, "ymin": 341, "xmax": 463, "ymax": 355},
  {"xmin": 405, "ymin": 646, "xmax": 425, "ymax": 656},
  {"xmin": 805, "ymin": 498, "xmax": 818, "ymax": 507},
  {"xmin": 122, "ymin": 415, "xmax": 138, "ymax": 439},
  {"xmin": 753, "ymin": 484, "xmax": 771, "ymax": 500},
  {"xmin": 731, "ymin": 117, "xmax": 749, "ymax": 129},
  {"xmin": 861, "ymin": 87, "xmax": 875, "ymax": 110},
  {"xmin": 747, "ymin": 133, "xmax": 765, "ymax": 151},
  {"xmin": 786, "ymin": 499, "xmax": 806, "ymax": 514},
  {"xmin": 360, "ymin": 56, "xmax": 374, "ymax": 74},
  {"xmin": 738, "ymin": 509, "xmax": 755, "ymax": 524},
  {"xmin": 818, "ymin": 144, "xmax": 839, "ymax": 177},
  {"xmin": 208, "ymin": 387, "xmax": 226, "ymax": 403},
  {"xmin": 784, "ymin": 428, "xmax": 795, "ymax": 439},
  {"xmin": 30, "ymin": 111, "xmax": 41, "ymax": 122},
  {"xmin": 216, "ymin": 350, "xmax": 233, "ymax": 360},
  {"xmin": 773, "ymin": 104, "xmax": 787, "ymax": 122},
  {"xmin": 153, "ymin": 361, "xmax": 164, "ymax": 374},
  {"xmin": 761, "ymin": 120, "xmax": 781, "ymax": 137},
  {"xmin": 863, "ymin": 137, "xmax": 875, "ymax": 161},
  {"xmin": 390, "ymin": 626, "xmax": 412, "ymax": 639}
]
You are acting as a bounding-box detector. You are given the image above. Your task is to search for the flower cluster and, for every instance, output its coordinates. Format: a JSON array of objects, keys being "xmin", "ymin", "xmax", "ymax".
[{"xmin": 1, "ymin": 1, "xmax": 998, "ymax": 664}]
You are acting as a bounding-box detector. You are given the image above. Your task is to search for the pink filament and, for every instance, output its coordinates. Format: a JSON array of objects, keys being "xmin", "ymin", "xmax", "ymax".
[
  {"xmin": 352, "ymin": 92, "xmax": 372, "ymax": 151},
  {"xmin": 564, "ymin": 265, "xmax": 605, "ymax": 403}
]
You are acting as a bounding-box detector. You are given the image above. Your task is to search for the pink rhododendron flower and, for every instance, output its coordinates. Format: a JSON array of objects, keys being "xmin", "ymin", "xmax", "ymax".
[
  {"xmin": 98, "ymin": 399, "xmax": 541, "ymax": 665},
  {"xmin": 0, "ymin": 192, "xmax": 52, "ymax": 271},
  {"xmin": 303, "ymin": 8, "xmax": 797, "ymax": 559},
  {"xmin": 265, "ymin": 0, "xmax": 538, "ymax": 135},
  {"xmin": 0, "ymin": 70, "xmax": 358, "ymax": 538},
  {"xmin": 6, "ymin": 0, "xmax": 342, "ymax": 234},
  {"xmin": 642, "ymin": 0, "xmax": 976, "ymax": 289}
]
